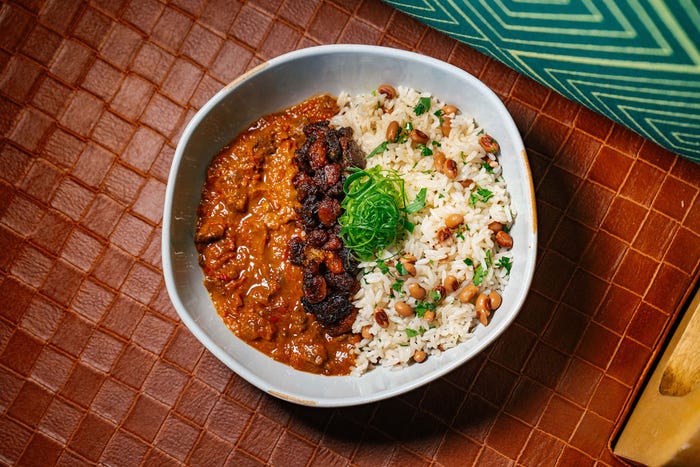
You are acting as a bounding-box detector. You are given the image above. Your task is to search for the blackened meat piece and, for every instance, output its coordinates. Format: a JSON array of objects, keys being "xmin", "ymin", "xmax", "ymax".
[
  {"xmin": 322, "ymin": 234, "xmax": 342, "ymax": 251},
  {"xmin": 338, "ymin": 127, "xmax": 366, "ymax": 169},
  {"xmin": 306, "ymin": 229, "xmax": 328, "ymax": 247},
  {"xmin": 302, "ymin": 292, "xmax": 353, "ymax": 327},
  {"xmin": 288, "ymin": 237, "xmax": 305, "ymax": 266},
  {"xmin": 324, "ymin": 271, "xmax": 358, "ymax": 294},
  {"xmin": 303, "ymin": 272, "xmax": 327, "ymax": 304},
  {"xmin": 317, "ymin": 197, "xmax": 341, "ymax": 226},
  {"xmin": 292, "ymin": 171, "xmax": 318, "ymax": 201},
  {"xmin": 303, "ymin": 121, "xmax": 330, "ymax": 138},
  {"xmin": 290, "ymin": 122, "xmax": 365, "ymax": 330},
  {"xmin": 307, "ymin": 138, "xmax": 328, "ymax": 171},
  {"xmin": 297, "ymin": 196, "xmax": 320, "ymax": 229},
  {"xmin": 321, "ymin": 163, "xmax": 341, "ymax": 188},
  {"xmin": 325, "ymin": 129, "xmax": 342, "ymax": 162}
]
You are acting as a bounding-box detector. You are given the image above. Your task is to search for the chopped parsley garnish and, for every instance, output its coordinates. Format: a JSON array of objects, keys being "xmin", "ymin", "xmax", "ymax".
[
  {"xmin": 396, "ymin": 261, "xmax": 408, "ymax": 276},
  {"xmin": 415, "ymin": 300, "xmax": 437, "ymax": 318},
  {"xmin": 367, "ymin": 141, "xmax": 389, "ymax": 159},
  {"xmin": 482, "ymin": 161, "xmax": 494, "ymax": 173},
  {"xmin": 376, "ymin": 258, "xmax": 390, "ymax": 274},
  {"xmin": 404, "ymin": 121, "xmax": 413, "ymax": 132},
  {"xmin": 404, "ymin": 188, "xmax": 427, "ymax": 214},
  {"xmin": 464, "ymin": 258, "xmax": 474, "ymax": 266},
  {"xmin": 496, "ymin": 257, "xmax": 512, "ymax": 274},
  {"xmin": 391, "ymin": 279, "xmax": 405, "ymax": 293},
  {"xmin": 469, "ymin": 187, "xmax": 494, "ymax": 207},
  {"xmin": 413, "ymin": 97, "xmax": 431, "ymax": 115},
  {"xmin": 429, "ymin": 290, "xmax": 442, "ymax": 302},
  {"xmin": 473, "ymin": 263, "xmax": 487, "ymax": 285},
  {"xmin": 433, "ymin": 109, "xmax": 443, "ymax": 124},
  {"xmin": 486, "ymin": 250, "xmax": 493, "ymax": 267},
  {"xmin": 432, "ymin": 141, "xmax": 441, "ymax": 147},
  {"xmin": 405, "ymin": 328, "xmax": 419, "ymax": 338},
  {"xmin": 418, "ymin": 144, "xmax": 433, "ymax": 157}
]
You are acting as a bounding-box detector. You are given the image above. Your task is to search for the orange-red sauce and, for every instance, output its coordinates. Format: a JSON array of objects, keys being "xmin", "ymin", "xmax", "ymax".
[{"xmin": 195, "ymin": 95, "xmax": 359, "ymax": 375}]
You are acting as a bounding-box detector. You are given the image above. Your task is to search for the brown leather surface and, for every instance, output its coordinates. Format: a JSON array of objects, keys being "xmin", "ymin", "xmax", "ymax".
[{"xmin": 1, "ymin": 1, "xmax": 699, "ymax": 465}]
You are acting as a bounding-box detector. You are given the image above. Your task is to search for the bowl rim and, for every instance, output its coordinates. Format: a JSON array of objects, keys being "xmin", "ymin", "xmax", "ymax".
[{"xmin": 162, "ymin": 44, "xmax": 537, "ymax": 407}]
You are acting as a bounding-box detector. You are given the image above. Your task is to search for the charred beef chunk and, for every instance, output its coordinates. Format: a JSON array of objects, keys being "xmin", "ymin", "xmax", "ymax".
[
  {"xmin": 325, "ymin": 130, "xmax": 342, "ymax": 162},
  {"xmin": 301, "ymin": 292, "xmax": 353, "ymax": 327},
  {"xmin": 302, "ymin": 272, "xmax": 327, "ymax": 304},
  {"xmin": 324, "ymin": 271, "xmax": 358, "ymax": 294},
  {"xmin": 288, "ymin": 237, "xmax": 305, "ymax": 266},
  {"xmin": 287, "ymin": 121, "xmax": 366, "ymax": 330},
  {"xmin": 306, "ymin": 229, "xmax": 328, "ymax": 247},
  {"xmin": 317, "ymin": 197, "xmax": 341, "ymax": 226},
  {"xmin": 292, "ymin": 171, "xmax": 318, "ymax": 201},
  {"xmin": 338, "ymin": 127, "xmax": 366, "ymax": 169}
]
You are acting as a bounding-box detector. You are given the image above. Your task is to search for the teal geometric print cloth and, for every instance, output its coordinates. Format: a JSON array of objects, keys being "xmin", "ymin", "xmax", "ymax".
[{"xmin": 385, "ymin": 0, "xmax": 700, "ymax": 163}]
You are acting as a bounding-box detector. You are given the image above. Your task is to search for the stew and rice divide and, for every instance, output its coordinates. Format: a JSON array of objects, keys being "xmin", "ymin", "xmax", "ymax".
[{"xmin": 195, "ymin": 84, "xmax": 515, "ymax": 376}]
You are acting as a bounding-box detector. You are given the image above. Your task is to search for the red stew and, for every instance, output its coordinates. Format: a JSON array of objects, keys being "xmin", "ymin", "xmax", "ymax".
[{"xmin": 195, "ymin": 95, "xmax": 359, "ymax": 375}]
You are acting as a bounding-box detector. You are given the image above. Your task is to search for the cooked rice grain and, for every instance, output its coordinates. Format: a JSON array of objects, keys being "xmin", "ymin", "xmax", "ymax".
[{"xmin": 330, "ymin": 86, "xmax": 515, "ymax": 375}]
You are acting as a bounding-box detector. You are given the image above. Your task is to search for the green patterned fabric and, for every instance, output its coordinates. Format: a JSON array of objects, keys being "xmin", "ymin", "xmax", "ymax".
[{"xmin": 386, "ymin": 0, "xmax": 700, "ymax": 163}]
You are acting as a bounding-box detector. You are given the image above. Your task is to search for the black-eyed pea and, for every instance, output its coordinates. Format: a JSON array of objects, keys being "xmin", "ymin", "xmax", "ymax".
[
  {"xmin": 475, "ymin": 293, "xmax": 492, "ymax": 326},
  {"xmin": 434, "ymin": 151, "xmax": 446, "ymax": 172},
  {"xmin": 445, "ymin": 213, "xmax": 464, "ymax": 229},
  {"xmin": 443, "ymin": 159, "xmax": 458, "ymax": 179},
  {"xmin": 374, "ymin": 308, "xmax": 389, "ymax": 328},
  {"xmin": 422, "ymin": 310, "xmax": 436, "ymax": 323},
  {"xmin": 378, "ymin": 84, "xmax": 397, "ymax": 99},
  {"xmin": 458, "ymin": 284, "xmax": 479, "ymax": 303},
  {"xmin": 443, "ymin": 275, "xmax": 459, "ymax": 292},
  {"xmin": 441, "ymin": 116, "xmax": 451, "ymax": 137},
  {"xmin": 395, "ymin": 301, "xmax": 414, "ymax": 317},
  {"xmin": 441, "ymin": 104, "xmax": 458, "ymax": 115},
  {"xmin": 433, "ymin": 285, "xmax": 446, "ymax": 302},
  {"xmin": 488, "ymin": 221, "xmax": 503, "ymax": 233},
  {"xmin": 489, "ymin": 291, "xmax": 502, "ymax": 310},
  {"xmin": 413, "ymin": 349, "xmax": 427, "ymax": 363},
  {"xmin": 408, "ymin": 283, "xmax": 426, "ymax": 300},
  {"xmin": 409, "ymin": 129, "xmax": 429, "ymax": 146},
  {"xmin": 495, "ymin": 230, "xmax": 513, "ymax": 249},
  {"xmin": 386, "ymin": 120, "xmax": 400, "ymax": 142}
]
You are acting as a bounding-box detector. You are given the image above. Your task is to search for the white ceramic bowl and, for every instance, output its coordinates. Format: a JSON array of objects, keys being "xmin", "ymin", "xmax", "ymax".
[{"xmin": 162, "ymin": 45, "xmax": 537, "ymax": 407}]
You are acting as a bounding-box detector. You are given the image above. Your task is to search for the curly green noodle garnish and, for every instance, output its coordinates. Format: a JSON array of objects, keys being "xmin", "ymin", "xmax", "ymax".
[{"xmin": 339, "ymin": 166, "xmax": 426, "ymax": 261}]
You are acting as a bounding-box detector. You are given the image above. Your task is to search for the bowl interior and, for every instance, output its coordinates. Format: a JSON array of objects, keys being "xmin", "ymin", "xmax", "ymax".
[{"xmin": 163, "ymin": 45, "xmax": 537, "ymax": 407}]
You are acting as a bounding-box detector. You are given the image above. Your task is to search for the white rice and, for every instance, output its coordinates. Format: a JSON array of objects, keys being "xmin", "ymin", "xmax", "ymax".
[{"xmin": 330, "ymin": 86, "xmax": 515, "ymax": 375}]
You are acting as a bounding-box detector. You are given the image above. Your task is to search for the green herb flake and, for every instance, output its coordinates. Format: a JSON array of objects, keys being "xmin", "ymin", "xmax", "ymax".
[
  {"xmin": 469, "ymin": 186, "xmax": 494, "ymax": 207},
  {"xmin": 486, "ymin": 250, "xmax": 493, "ymax": 267},
  {"xmin": 417, "ymin": 144, "xmax": 433, "ymax": 157},
  {"xmin": 473, "ymin": 264, "xmax": 487, "ymax": 285},
  {"xmin": 376, "ymin": 259, "xmax": 390, "ymax": 275},
  {"xmin": 391, "ymin": 279, "xmax": 405, "ymax": 293},
  {"xmin": 404, "ymin": 188, "xmax": 427, "ymax": 214},
  {"xmin": 432, "ymin": 141, "xmax": 441, "ymax": 147},
  {"xmin": 405, "ymin": 328, "xmax": 419, "ymax": 338},
  {"xmin": 433, "ymin": 109, "xmax": 443, "ymax": 125},
  {"xmin": 404, "ymin": 121, "xmax": 414, "ymax": 132},
  {"xmin": 482, "ymin": 161, "xmax": 494, "ymax": 173},
  {"xmin": 395, "ymin": 261, "xmax": 408, "ymax": 276},
  {"xmin": 367, "ymin": 141, "xmax": 389, "ymax": 159},
  {"xmin": 464, "ymin": 258, "xmax": 474, "ymax": 266},
  {"xmin": 415, "ymin": 300, "xmax": 436, "ymax": 318},
  {"xmin": 496, "ymin": 257, "xmax": 512, "ymax": 274},
  {"xmin": 413, "ymin": 96, "xmax": 432, "ymax": 116},
  {"xmin": 429, "ymin": 290, "xmax": 442, "ymax": 302}
]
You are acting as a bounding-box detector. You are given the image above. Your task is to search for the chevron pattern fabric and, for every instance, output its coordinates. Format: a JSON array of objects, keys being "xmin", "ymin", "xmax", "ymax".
[{"xmin": 386, "ymin": 0, "xmax": 700, "ymax": 163}]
